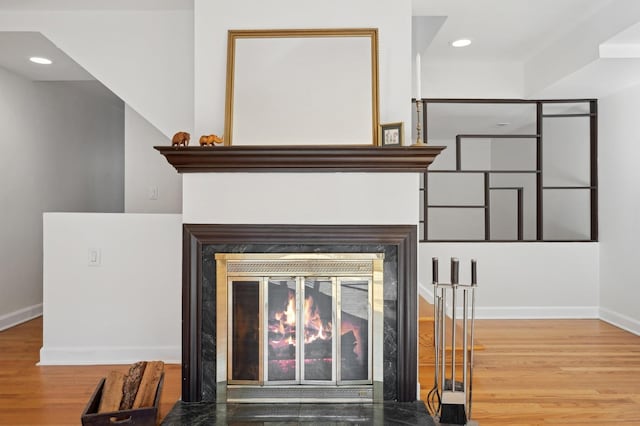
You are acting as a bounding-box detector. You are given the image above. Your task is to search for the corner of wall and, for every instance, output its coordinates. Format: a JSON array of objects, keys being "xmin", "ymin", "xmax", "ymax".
[
  {"xmin": 0, "ymin": 304, "xmax": 43, "ymax": 332},
  {"xmin": 124, "ymin": 105, "xmax": 183, "ymax": 213},
  {"xmin": 599, "ymin": 307, "xmax": 640, "ymax": 336}
]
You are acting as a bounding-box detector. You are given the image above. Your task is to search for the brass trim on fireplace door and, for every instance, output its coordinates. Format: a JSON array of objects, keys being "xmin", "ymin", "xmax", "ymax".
[
  {"xmin": 259, "ymin": 278, "xmax": 265, "ymax": 385},
  {"xmin": 216, "ymin": 260, "xmax": 228, "ymax": 386},
  {"xmin": 296, "ymin": 277, "xmax": 304, "ymax": 384},
  {"xmin": 336, "ymin": 279, "xmax": 342, "ymax": 385}
]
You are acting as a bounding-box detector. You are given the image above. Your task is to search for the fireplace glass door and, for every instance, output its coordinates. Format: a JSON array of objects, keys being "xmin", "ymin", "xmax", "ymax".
[
  {"xmin": 266, "ymin": 277, "xmax": 300, "ymax": 383},
  {"xmin": 228, "ymin": 275, "xmax": 371, "ymax": 387},
  {"xmin": 230, "ymin": 279, "xmax": 261, "ymax": 383},
  {"xmin": 301, "ymin": 277, "xmax": 334, "ymax": 383}
]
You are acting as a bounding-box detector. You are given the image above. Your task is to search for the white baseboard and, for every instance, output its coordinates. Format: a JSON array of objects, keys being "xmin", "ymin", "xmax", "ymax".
[
  {"xmin": 419, "ymin": 283, "xmax": 599, "ymax": 319},
  {"xmin": 38, "ymin": 345, "xmax": 181, "ymax": 365},
  {"xmin": 599, "ymin": 307, "xmax": 640, "ymax": 336},
  {"xmin": 418, "ymin": 283, "xmax": 434, "ymax": 303},
  {"xmin": 421, "ymin": 282, "xmax": 639, "ymax": 333},
  {"xmin": 0, "ymin": 303, "xmax": 43, "ymax": 331}
]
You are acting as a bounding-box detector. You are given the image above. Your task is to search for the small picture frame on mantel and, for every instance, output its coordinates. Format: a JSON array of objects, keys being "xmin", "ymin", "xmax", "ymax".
[{"xmin": 379, "ymin": 122, "xmax": 404, "ymax": 146}]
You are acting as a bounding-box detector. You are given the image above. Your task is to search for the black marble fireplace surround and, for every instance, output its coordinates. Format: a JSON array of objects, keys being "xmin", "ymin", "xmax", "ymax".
[{"xmin": 181, "ymin": 224, "xmax": 418, "ymax": 403}]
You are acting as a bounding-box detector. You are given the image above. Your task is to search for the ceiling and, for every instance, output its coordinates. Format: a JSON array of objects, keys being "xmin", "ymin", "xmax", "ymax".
[
  {"xmin": 0, "ymin": 32, "xmax": 121, "ymax": 106},
  {"xmin": 412, "ymin": 0, "xmax": 615, "ymax": 62},
  {"xmin": 412, "ymin": 0, "xmax": 640, "ymax": 101},
  {"xmin": 0, "ymin": 32, "xmax": 93, "ymax": 81}
]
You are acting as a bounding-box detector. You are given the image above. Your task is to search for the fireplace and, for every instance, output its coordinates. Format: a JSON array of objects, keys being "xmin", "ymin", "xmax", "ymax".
[
  {"xmin": 154, "ymin": 140, "xmax": 442, "ymax": 411},
  {"xmin": 181, "ymin": 224, "xmax": 418, "ymax": 403},
  {"xmin": 215, "ymin": 253, "xmax": 384, "ymax": 402}
]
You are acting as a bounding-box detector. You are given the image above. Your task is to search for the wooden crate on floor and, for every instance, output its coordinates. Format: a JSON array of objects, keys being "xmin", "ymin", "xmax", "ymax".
[{"xmin": 80, "ymin": 373, "xmax": 164, "ymax": 426}]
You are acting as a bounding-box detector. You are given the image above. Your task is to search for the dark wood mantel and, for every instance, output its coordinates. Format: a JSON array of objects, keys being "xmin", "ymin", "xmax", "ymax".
[{"xmin": 154, "ymin": 145, "xmax": 445, "ymax": 173}]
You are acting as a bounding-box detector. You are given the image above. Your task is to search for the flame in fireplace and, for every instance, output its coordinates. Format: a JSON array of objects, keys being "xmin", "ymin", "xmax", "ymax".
[
  {"xmin": 303, "ymin": 294, "xmax": 332, "ymax": 344},
  {"xmin": 265, "ymin": 282, "xmax": 367, "ymax": 381},
  {"xmin": 270, "ymin": 290, "xmax": 296, "ymax": 346},
  {"xmin": 275, "ymin": 291, "xmax": 296, "ymax": 327},
  {"xmin": 268, "ymin": 290, "xmax": 335, "ymax": 348}
]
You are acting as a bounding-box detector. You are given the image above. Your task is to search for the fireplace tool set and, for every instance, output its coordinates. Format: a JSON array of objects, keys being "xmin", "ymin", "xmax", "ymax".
[{"xmin": 427, "ymin": 257, "xmax": 478, "ymax": 426}]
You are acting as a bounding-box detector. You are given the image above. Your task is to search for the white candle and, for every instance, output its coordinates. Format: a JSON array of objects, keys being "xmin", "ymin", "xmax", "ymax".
[{"xmin": 416, "ymin": 53, "xmax": 422, "ymax": 100}]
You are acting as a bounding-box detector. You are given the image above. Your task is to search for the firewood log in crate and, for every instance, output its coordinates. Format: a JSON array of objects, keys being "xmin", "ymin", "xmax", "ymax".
[{"xmin": 81, "ymin": 361, "xmax": 165, "ymax": 426}]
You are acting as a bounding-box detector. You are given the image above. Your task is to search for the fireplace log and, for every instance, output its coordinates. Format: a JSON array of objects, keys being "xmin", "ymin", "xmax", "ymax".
[
  {"xmin": 120, "ymin": 361, "xmax": 147, "ymax": 410},
  {"xmin": 97, "ymin": 370, "xmax": 126, "ymax": 413},
  {"xmin": 133, "ymin": 361, "xmax": 165, "ymax": 409}
]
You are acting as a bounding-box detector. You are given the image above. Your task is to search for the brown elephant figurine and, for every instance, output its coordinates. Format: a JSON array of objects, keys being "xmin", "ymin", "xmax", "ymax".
[
  {"xmin": 199, "ymin": 134, "xmax": 224, "ymax": 146},
  {"xmin": 171, "ymin": 131, "xmax": 190, "ymax": 147}
]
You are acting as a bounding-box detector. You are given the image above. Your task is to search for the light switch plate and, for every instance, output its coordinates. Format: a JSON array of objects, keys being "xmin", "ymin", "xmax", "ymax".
[
  {"xmin": 148, "ymin": 186, "xmax": 159, "ymax": 200},
  {"xmin": 88, "ymin": 248, "xmax": 101, "ymax": 266}
]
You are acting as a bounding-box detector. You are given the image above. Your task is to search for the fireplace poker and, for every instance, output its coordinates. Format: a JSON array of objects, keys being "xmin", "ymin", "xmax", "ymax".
[{"xmin": 428, "ymin": 257, "xmax": 478, "ymax": 425}]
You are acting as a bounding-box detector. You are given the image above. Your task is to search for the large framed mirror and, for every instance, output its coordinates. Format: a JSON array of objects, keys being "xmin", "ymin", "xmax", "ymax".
[{"xmin": 224, "ymin": 28, "xmax": 380, "ymax": 146}]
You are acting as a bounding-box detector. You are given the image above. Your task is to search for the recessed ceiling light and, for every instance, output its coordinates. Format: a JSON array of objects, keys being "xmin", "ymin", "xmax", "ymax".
[
  {"xmin": 29, "ymin": 56, "xmax": 52, "ymax": 65},
  {"xmin": 451, "ymin": 39, "xmax": 472, "ymax": 48},
  {"xmin": 496, "ymin": 122, "xmax": 510, "ymax": 127}
]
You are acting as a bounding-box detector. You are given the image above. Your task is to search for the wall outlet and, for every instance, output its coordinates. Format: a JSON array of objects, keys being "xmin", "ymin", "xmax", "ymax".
[
  {"xmin": 88, "ymin": 248, "xmax": 101, "ymax": 266},
  {"xmin": 148, "ymin": 186, "xmax": 159, "ymax": 200}
]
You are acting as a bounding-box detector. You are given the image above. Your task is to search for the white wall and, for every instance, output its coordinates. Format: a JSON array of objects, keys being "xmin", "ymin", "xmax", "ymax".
[
  {"xmin": 183, "ymin": 173, "xmax": 419, "ymax": 225},
  {"xmin": 419, "ymin": 243, "xmax": 600, "ymax": 318},
  {"xmin": 0, "ymin": 68, "xmax": 124, "ymax": 331},
  {"xmin": 194, "ymin": 0, "xmax": 412, "ymax": 139},
  {"xmin": 41, "ymin": 213, "xmax": 182, "ymax": 364},
  {"xmin": 598, "ymin": 83, "xmax": 640, "ymax": 335},
  {"xmin": 423, "ymin": 60, "xmax": 524, "ymax": 98},
  {"xmin": 125, "ymin": 105, "xmax": 182, "ymax": 213},
  {"xmin": 231, "ymin": 36, "xmax": 375, "ymax": 146}
]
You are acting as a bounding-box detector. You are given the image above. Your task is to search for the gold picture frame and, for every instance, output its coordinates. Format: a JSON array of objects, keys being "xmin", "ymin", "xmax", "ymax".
[{"xmin": 224, "ymin": 28, "xmax": 380, "ymax": 146}]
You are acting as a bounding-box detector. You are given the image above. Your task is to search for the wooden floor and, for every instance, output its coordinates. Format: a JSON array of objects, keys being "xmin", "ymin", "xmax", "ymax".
[
  {"xmin": 1, "ymin": 316, "xmax": 639, "ymax": 425},
  {"xmin": 0, "ymin": 318, "xmax": 180, "ymax": 426},
  {"xmin": 420, "ymin": 318, "xmax": 640, "ymax": 425}
]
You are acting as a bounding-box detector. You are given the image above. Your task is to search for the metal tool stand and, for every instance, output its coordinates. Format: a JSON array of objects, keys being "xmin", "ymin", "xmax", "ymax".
[{"xmin": 429, "ymin": 257, "xmax": 478, "ymax": 426}]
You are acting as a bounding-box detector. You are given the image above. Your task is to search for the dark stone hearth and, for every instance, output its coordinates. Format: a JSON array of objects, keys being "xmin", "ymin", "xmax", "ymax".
[{"xmin": 161, "ymin": 401, "xmax": 436, "ymax": 425}]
